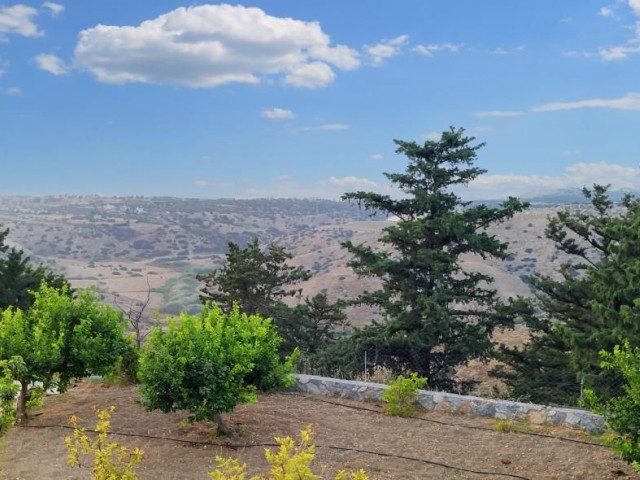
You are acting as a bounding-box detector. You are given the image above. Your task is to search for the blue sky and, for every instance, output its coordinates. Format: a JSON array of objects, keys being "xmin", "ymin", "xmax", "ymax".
[{"xmin": 1, "ymin": 0, "xmax": 639, "ymax": 200}]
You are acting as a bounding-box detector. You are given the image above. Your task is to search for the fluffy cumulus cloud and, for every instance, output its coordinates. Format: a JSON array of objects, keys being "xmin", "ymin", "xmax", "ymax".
[
  {"xmin": 0, "ymin": 4, "xmax": 42, "ymax": 40},
  {"xmin": 35, "ymin": 53, "xmax": 68, "ymax": 75},
  {"xmin": 531, "ymin": 92, "xmax": 640, "ymax": 112},
  {"xmin": 364, "ymin": 35, "xmax": 409, "ymax": 66},
  {"xmin": 631, "ymin": 0, "xmax": 640, "ymax": 15},
  {"xmin": 413, "ymin": 43, "xmax": 460, "ymax": 57},
  {"xmin": 261, "ymin": 107, "xmax": 295, "ymax": 120},
  {"xmin": 42, "ymin": 2, "xmax": 64, "ymax": 17},
  {"xmin": 463, "ymin": 162, "xmax": 640, "ymax": 200},
  {"xmin": 73, "ymin": 4, "xmax": 359, "ymax": 89}
]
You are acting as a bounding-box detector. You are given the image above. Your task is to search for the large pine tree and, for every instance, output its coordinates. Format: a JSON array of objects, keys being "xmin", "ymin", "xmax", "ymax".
[
  {"xmin": 494, "ymin": 186, "xmax": 640, "ymax": 404},
  {"xmin": 320, "ymin": 127, "xmax": 529, "ymax": 392}
]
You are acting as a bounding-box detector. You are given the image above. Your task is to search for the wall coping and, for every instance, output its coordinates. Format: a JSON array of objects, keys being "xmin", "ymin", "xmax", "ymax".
[{"xmin": 292, "ymin": 374, "xmax": 605, "ymax": 433}]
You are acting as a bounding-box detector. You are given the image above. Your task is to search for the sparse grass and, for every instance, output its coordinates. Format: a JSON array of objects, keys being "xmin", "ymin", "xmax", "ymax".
[{"xmin": 494, "ymin": 418, "xmax": 531, "ymax": 433}]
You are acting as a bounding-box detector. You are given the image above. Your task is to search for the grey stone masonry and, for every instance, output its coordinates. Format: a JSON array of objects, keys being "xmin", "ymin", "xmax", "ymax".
[{"xmin": 293, "ymin": 374, "xmax": 605, "ymax": 433}]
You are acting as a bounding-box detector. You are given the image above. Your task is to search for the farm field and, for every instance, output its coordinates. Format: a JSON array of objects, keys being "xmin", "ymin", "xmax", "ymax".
[{"xmin": 1, "ymin": 381, "xmax": 636, "ymax": 480}]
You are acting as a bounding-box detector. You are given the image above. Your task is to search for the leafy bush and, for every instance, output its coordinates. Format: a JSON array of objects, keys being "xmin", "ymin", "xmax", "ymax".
[
  {"xmin": 138, "ymin": 304, "xmax": 295, "ymax": 434},
  {"xmin": 104, "ymin": 337, "xmax": 139, "ymax": 385},
  {"xmin": 64, "ymin": 406, "xmax": 144, "ymax": 480},
  {"xmin": 0, "ymin": 284, "xmax": 129, "ymax": 422},
  {"xmin": 381, "ymin": 373, "xmax": 427, "ymax": 417},
  {"xmin": 583, "ymin": 342, "xmax": 640, "ymax": 471},
  {"xmin": 0, "ymin": 358, "xmax": 20, "ymax": 437},
  {"xmin": 209, "ymin": 426, "xmax": 368, "ymax": 480}
]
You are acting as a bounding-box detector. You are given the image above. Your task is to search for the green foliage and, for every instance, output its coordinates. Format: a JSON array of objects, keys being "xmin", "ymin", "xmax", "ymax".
[
  {"xmin": 65, "ymin": 406, "xmax": 144, "ymax": 480},
  {"xmin": 0, "ymin": 358, "xmax": 19, "ymax": 437},
  {"xmin": 493, "ymin": 418, "xmax": 542, "ymax": 434},
  {"xmin": 25, "ymin": 385, "xmax": 44, "ymax": 411},
  {"xmin": 0, "ymin": 284, "xmax": 128, "ymax": 421},
  {"xmin": 0, "ymin": 225, "xmax": 70, "ymax": 311},
  {"xmin": 197, "ymin": 239, "xmax": 345, "ymax": 355},
  {"xmin": 495, "ymin": 185, "xmax": 640, "ymax": 404},
  {"xmin": 104, "ymin": 337, "xmax": 140, "ymax": 385},
  {"xmin": 197, "ymin": 239, "xmax": 311, "ymax": 316},
  {"xmin": 318, "ymin": 128, "xmax": 528, "ymax": 391},
  {"xmin": 381, "ymin": 373, "xmax": 427, "ymax": 417},
  {"xmin": 278, "ymin": 292, "xmax": 348, "ymax": 355},
  {"xmin": 583, "ymin": 342, "xmax": 640, "ymax": 471},
  {"xmin": 138, "ymin": 304, "xmax": 294, "ymax": 433},
  {"xmin": 209, "ymin": 426, "xmax": 368, "ymax": 480}
]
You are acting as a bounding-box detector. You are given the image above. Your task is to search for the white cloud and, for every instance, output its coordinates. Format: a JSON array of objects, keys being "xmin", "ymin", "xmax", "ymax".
[
  {"xmin": 0, "ymin": 4, "xmax": 42, "ymax": 40},
  {"xmin": 284, "ymin": 61, "xmax": 335, "ymax": 88},
  {"xmin": 6, "ymin": 86, "xmax": 22, "ymax": 95},
  {"xmin": 364, "ymin": 35, "xmax": 409, "ymax": 66},
  {"xmin": 35, "ymin": 53, "xmax": 68, "ymax": 75},
  {"xmin": 531, "ymin": 92, "xmax": 640, "ymax": 112},
  {"xmin": 596, "ymin": 2, "xmax": 640, "ymax": 61},
  {"xmin": 491, "ymin": 45, "xmax": 525, "ymax": 55},
  {"xmin": 472, "ymin": 110, "xmax": 523, "ymax": 118},
  {"xmin": 370, "ymin": 153, "xmax": 384, "ymax": 160},
  {"xmin": 262, "ymin": 108, "xmax": 295, "ymax": 120},
  {"xmin": 74, "ymin": 4, "xmax": 359, "ymax": 89},
  {"xmin": 464, "ymin": 162, "xmax": 640, "ymax": 200},
  {"xmin": 560, "ymin": 17, "xmax": 573, "ymax": 23},
  {"xmin": 599, "ymin": 7, "xmax": 614, "ymax": 17},
  {"xmin": 42, "ymin": 2, "xmax": 63, "ymax": 17},
  {"xmin": 328, "ymin": 176, "xmax": 378, "ymax": 189},
  {"xmin": 413, "ymin": 43, "xmax": 461, "ymax": 57},
  {"xmin": 599, "ymin": 41, "xmax": 640, "ymax": 60},
  {"xmin": 309, "ymin": 44, "xmax": 360, "ymax": 70}
]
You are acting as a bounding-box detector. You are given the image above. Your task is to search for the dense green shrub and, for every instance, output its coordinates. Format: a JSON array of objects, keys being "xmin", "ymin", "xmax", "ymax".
[
  {"xmin": 0, "ymin": 358, "xmax": 20, "ymax": 437},
  {"xmin": 584, "ymin": 342, "xmax": 640, "ymax": 471},
  {"xmin": 138, "ymin": 304, "xmax": 295, "ymax": 434}
]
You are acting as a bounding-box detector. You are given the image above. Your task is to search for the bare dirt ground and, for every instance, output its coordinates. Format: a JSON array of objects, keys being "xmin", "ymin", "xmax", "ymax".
[{"xmin": 2, "ymin": 382, "xmax": 637, "ymax": 480}]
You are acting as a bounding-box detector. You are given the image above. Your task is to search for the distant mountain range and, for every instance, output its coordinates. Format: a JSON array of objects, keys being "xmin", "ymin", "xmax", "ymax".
[{"xmin": 471, "ymin": 188, "xmax": 638, "ymax": 208}]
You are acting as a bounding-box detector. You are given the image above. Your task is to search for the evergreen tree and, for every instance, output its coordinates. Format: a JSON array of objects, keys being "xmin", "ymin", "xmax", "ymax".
[
  {"xmin": 494, "ymin": 185, "xmax": 637, "ymax": 404},
  {"xmin": 277, "ymin": 292, "xmax": 348, "ymax": 355},
  {"xmin": 198, "ymin": 240, "xmax": 345, "ymax": 354},
  {"xmin": 0, "ymin": 226, "xmax": 8, "ymax": 254},
  {"xmin": 0, "ymin": 226, "xmax": 69, "ymax": 311},
  {"xmin": 320, "ymin": 127, "xmax": 529, "ymax": 392},
  {"xmin": 197, "ymin": 238, "xmax": 310, "ymax": 317}
]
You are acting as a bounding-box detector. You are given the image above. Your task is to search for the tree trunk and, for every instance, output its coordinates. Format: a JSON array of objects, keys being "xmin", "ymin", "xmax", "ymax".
[
  {"xmin": 214, "ymin": 413, "xmax": 234, "ymax": 436},
  {"xmin": 16, "ymin": 381, "xmax": 28, "ymax": 424}
]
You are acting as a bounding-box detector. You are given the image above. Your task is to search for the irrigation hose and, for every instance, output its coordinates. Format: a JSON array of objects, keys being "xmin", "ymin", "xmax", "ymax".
[
  {"xmin": 281, "ymin": 392, "xmax": 609, "ymax": 449},
  {"xmin": 18, "ymin": 423, "xmax": 533, "ymax": 480}
]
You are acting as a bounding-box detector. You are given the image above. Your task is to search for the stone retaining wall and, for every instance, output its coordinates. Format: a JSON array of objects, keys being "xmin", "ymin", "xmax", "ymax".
[{"xmin": 293, "ymin": 374, "xmax": 605, "ymax": 433}]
